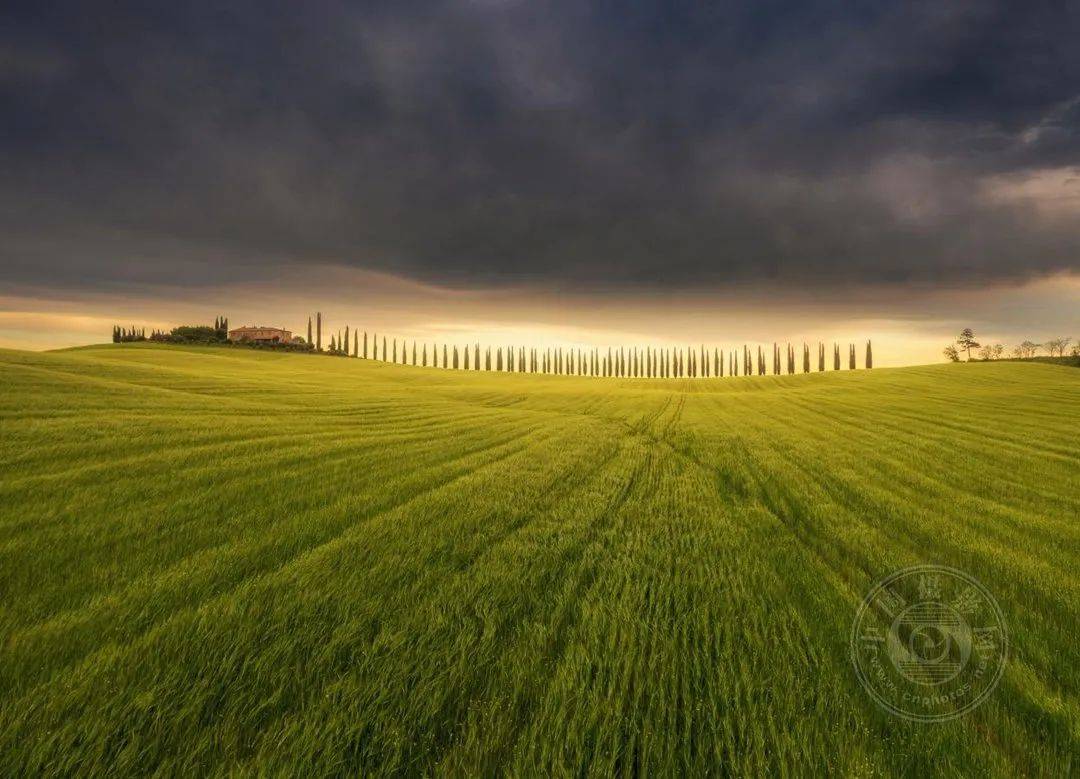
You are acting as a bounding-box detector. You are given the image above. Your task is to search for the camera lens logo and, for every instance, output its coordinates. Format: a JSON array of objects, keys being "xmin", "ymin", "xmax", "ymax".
[{"xmin": 851, "ymin": 564, "xmax": 1007, "ymax": 723}]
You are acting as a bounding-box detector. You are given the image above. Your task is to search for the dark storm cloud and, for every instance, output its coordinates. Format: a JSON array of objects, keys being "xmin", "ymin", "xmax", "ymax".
[{"xmin": 2, "ymin": 0, "xmax": 1080, "ymax": 293}]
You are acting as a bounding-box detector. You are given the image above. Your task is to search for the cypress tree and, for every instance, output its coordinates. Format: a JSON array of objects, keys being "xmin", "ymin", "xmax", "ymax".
[
  {"xmin": 344, "ymin": 326, "xmax": 350, "ymax": 354},
  {"xmin": 411, "ymin": 342, "xmax": 416, "ymax": 365},
  {"xmin": 354, "ymin": 331, "xmax": 359, "ymax": 357},
  {"xmin": 849, "ymin": 343, "xmax": 856, "ymax": 370},
  {"xmin": 475, "ymin": 343, "xmax": 480, "ymax": 370},
  {"xmin": 443, "ymin": 344, "xmax": 448, "ymax": 368},
  {"xmin": 497, "ymin": 348, "xmax": 503, "ymax": 371},
  {"xmin": 316, "ymin": 312, "xmax": 322, "ymax": 351},
  {"xmin": 834, "ymin": 343, "xmax": 840, "ymax": 370},
  {"xmin": 866, "ymin": 340, "xmax": 873, "ymax": 369},
  {"xmin": 453, "ymin": 346, "xmax": 459, "ymax": 369},
  {"xmin": 422, "ymin": 343, "xmax": 428, "ymax": 366},
  {"xmin": 818, "ymin": 342, "xmax": 825, "ymax": 372}
]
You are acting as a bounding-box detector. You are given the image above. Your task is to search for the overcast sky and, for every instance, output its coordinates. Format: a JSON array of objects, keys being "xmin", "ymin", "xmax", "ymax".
[{"xmin": 1, "ymin": 1, "xmax": 1078, "ymax": 359}]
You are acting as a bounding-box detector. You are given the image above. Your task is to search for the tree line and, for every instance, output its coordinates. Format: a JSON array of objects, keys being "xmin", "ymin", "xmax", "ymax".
[
  {"xmin": 307, "ymin": 312, "xmax": 873, "ymax": 376},
  {"xmin": 943, "ymin": 329, "xmax": 1077, "ymax": 362},
  {"xmin": 114, "ymin": 317, "xmax": 231, "ymax": 344}
]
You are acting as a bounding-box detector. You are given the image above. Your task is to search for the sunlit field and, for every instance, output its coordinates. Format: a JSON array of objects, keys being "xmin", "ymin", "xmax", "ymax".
[{"xmin": 1, "ymin": 344, "xmax": 1076, "ymax": 775}]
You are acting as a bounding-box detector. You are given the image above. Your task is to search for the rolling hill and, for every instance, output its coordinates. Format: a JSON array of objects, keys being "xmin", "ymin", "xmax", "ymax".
[{"xmin": 0, "ymin": 344, "xmax": 1076, "ymax": 775}]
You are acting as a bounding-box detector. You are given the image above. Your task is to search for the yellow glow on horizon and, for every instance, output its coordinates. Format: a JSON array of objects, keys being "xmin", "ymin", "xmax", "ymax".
[{"xmin": 1, "ymin": 272, "xmax": 1076, "ymax": 368}]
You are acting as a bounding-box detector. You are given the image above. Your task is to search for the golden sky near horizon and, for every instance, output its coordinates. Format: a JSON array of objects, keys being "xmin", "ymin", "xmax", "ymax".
[{"xmin": 1, "ymin": 270, "xmax": 1076, "ymax": 368}]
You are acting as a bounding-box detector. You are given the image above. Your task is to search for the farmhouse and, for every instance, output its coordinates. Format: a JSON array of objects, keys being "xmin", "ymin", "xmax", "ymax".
[{"xmin": 228, "ymin": 325, "xmax": 293, "ymax": 344}]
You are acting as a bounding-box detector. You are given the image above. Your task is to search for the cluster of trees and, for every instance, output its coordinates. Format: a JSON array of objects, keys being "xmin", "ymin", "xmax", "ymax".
[
  {"xmin": 145, "ymin": 317, "xmax": 231, "ymax": 344},
  {"xmin": 112, "ymin": 326, "xmax": 147, "ymax": 343},
  {"xmin": 944, "ymin": 329, "xmax": 1076, "ymax": 362},
  {"xmin": 302, "ymin": 313, "xmax": 874, "ymax": 377}
]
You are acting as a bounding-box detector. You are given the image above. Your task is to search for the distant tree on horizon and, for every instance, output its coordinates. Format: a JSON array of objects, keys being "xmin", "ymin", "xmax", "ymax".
[
  {"xmin": 316, "ymin": 312, "xmax": 322, "ymax": 352},
  {"xmin": 865, "ymin": 340, "xmax": 872, "ymax": 369},
  {"xmin": 956, "ymin": 328, "xmax": 980, "ymax": 361}
]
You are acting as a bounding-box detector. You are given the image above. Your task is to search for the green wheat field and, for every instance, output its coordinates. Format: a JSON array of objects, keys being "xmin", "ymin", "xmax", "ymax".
[{"xmin": 1, "ymin": 344, "xmax": 1077, "ymax": 775}]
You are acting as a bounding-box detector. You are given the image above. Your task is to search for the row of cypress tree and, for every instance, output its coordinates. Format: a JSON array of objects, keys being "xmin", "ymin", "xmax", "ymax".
[
  {"xmin": 117, "ymin": 313, "xmax": 875, "ymax": 374},
  {"xmin": 305, "ymin": 315, "xmax": 875, "ymax": 376}
]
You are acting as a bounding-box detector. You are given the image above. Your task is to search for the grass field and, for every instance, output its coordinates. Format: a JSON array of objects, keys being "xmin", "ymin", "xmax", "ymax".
[{"xmin": 0, "ymin": 344, "xmax": 1077, "ymax": 775}]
